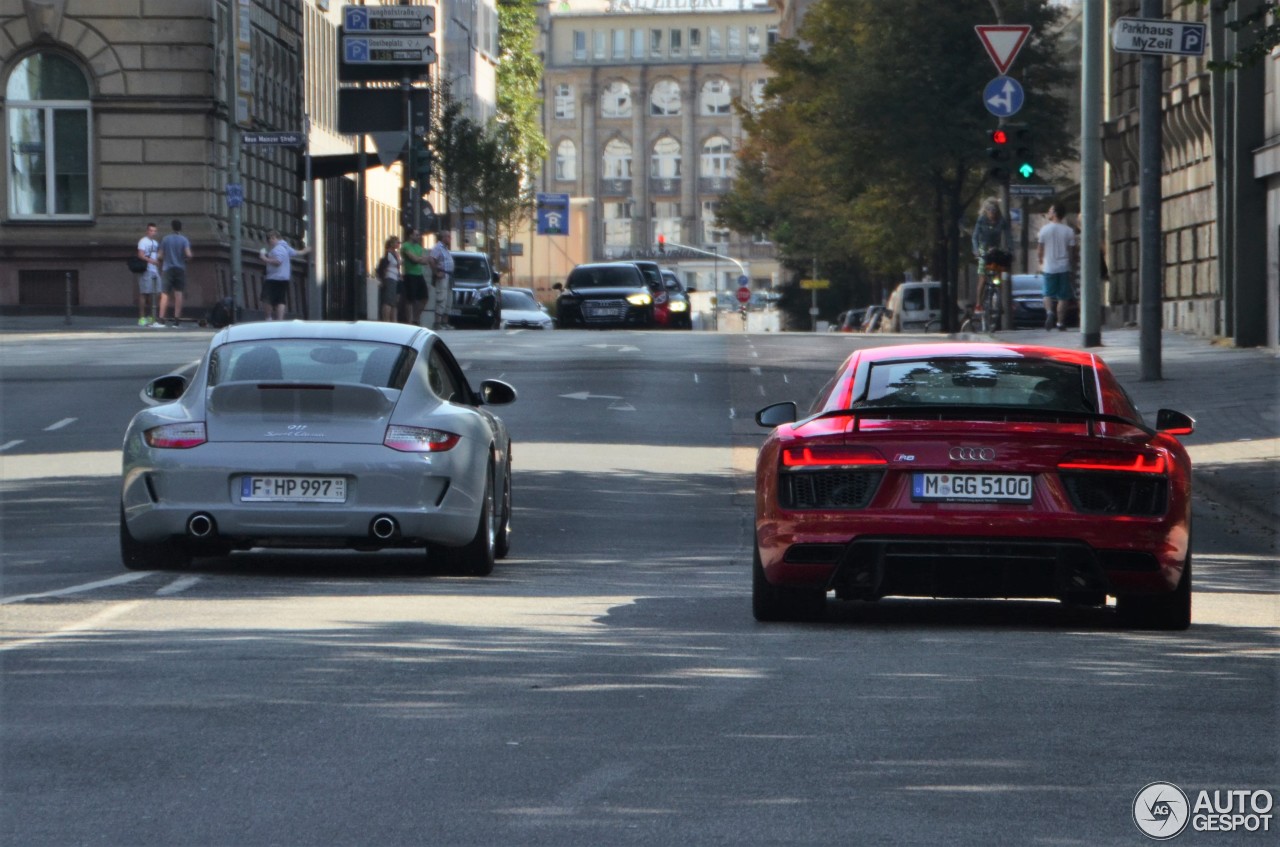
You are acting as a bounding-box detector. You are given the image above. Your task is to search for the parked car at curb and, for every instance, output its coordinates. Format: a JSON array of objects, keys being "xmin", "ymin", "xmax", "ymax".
[
  {"xmin": 448, "ymin": 250, "xmax": 501, "ymax": 329},
  {"xmin": 554, "ymin": 262, "xmax": 656, "ymax": 328},
  {"xmin": 1010, "ymin": 274, "xmax": 1080, "ymax": 329},
  {"xmin": 752, "ymin": 341, "xmax": 1194, "ymax": 629},
  {"xmin": 120, "ymin": 320, "xmax": 516, "ymax": 575}
]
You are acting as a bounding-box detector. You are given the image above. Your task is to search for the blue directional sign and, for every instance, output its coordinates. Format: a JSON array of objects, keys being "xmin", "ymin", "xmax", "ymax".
[
  {"xmin": 536, "ymin": 193, "xmax": 570, "ymax": 236},
  {"xmin": 344, "ymin": 6, "xmax": 369, "ymax": 32},
  {"xmin": 983, "ymin": 75, "xmax": 1025, "ymax": 118},
  {"xmin": 344, "ymin": 38, "xmax": 369, "ymax": 63},
  {"xmin": 225, "ymin": 182, "xmax": 244, "ymax": 209}
]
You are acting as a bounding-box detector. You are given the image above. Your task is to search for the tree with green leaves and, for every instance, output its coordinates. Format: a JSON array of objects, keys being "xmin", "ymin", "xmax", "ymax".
[
  {"xmin": 1197, "ymin": 0, "xmax": 1277, "ymax": 69},
  {"xmin": 719, "ymin": 0, "xmax": 1074, "ymax": 328}
]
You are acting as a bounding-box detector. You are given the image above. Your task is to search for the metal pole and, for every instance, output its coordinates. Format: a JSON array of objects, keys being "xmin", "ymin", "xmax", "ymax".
[
  {"xmin": 1138, "ymin": 0, "xmax": 1163, "ymax": 379},
  {"xmin": 356, "ymin": 137, "xmax": 367, "ymax": 321},
  {"xmin": 224, "ymin": 0, "xmax": 243, "ymax": 319},
  {"xmin": 305, "ymin": 113, "xmax": 317, "ymax": 320},
  {"xmin": 64, "ymin": 271, "xmax": 72, "ymax": 325},
  {"xmin": 1079, "ymin": 0, "xmax": 1104, "ymax": 347}
]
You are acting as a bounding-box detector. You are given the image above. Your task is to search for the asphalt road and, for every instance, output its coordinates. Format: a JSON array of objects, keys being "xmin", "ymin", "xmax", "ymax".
[{"xmin": 2, "ymin": 327, "xmax": 1276, "ymax": 846}]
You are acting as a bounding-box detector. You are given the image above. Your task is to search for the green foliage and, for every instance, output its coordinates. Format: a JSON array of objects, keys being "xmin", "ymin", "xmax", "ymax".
[
  {"xmin": 1194, "ymin": 0, "xmax": 1278, "ymax": 69},
  {"xmin": 718, "ymin": 0, "xmax": 1073, "ymax": 319}
]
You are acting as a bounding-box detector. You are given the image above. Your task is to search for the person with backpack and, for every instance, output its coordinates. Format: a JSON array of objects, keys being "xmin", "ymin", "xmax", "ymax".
[
  {"xmin": 134, "ymin": 222, "xmax": 161, "ymax": 326},
  {"xmin": 376, "ymin": 235, "xmax": 402, "ymax": 322}
]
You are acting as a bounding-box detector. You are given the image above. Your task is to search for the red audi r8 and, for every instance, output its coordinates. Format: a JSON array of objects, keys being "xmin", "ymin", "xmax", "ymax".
[{"xmin": 753, "ymin": 343, "xmax": 1195, "ymax": 629}]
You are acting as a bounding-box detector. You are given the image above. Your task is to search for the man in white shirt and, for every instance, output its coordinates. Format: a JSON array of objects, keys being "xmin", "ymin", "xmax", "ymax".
[
  {"xmin": 428, "ymin": 231, "xmax": 455, "ymax": 330},
  {"xmin": 1037, "ymin": 203, "xmax": 1078, "ymax": 331},
  {"xmin": 261, "ymin": 229, "xmax": 310, "ymax": 321},
  {"xmin": 136, "ymin": 222, "xmax": 161, "ymax": 326}
]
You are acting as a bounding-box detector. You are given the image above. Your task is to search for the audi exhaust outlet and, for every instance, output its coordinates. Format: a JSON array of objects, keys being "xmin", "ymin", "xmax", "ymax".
[
  {"xmin": 187, "ymin": 513, "xmax": 215, "ymax": 538},
  {"xmin": 370, "ymin": 516, "xmax": 398, "ymax": 540}
]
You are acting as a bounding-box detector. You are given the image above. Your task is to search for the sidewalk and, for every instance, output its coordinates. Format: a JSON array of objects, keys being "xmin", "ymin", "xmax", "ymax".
[{"xmin": 987, "ymin": 326, "xmax": 1279, "ymax": 529}]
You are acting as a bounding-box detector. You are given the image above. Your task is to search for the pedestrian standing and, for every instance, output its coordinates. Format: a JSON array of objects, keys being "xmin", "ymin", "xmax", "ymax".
[
  {"xmin": 261, "ymin": 229, "xmax": 310, "ymax": 321},
  {"xmin": 428, "ymin": 231, "xmax": 455, "ymax": 330},
  {"xmin": 400, "ymin": 228, "xmax": 429, "ymax": 325},
  {"xmin": 1037, "ymin": 203, "xmax": 1079, "ymax": 331},
  {"xmin": 156, "ymin": 219, "xmax": 193, "ymax": 327},
  {"xmin": 136, "ymin": 222, "xmax": 161, "ymax": 326},
  {"xmin": 377, "ymin": 235, "xmax": 402, "ymax": 322}
]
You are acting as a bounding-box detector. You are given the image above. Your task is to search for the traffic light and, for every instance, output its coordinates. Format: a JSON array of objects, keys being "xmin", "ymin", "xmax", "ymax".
[
  {"xmin": 411, "ymin": 137, "xmax": 433, "ymax": 190},
  {"xmin": 657, "ymin": 234, "xmax": 666, "ymax": 254},
  {"xmin": 986, "ymin": 128, "xmax": 1010, "ymax": 182},
  {"xmin": 1012, "ymin": 127, "xmax": 1035, "ymax": 180}
]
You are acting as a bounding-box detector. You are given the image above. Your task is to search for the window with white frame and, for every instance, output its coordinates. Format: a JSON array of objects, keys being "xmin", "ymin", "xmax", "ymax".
[
  {"xmin": 767, "ymin": 25, "xmax": 779, "ymax": 49},
  {"xmin": 650, "ymin": 79, "xmax": 681, "ymax": 117},
  {"xmin": 701, "ymin": 79, "xmax": 732, "ymax": 115},
  {"xmin": 747, "ymin": 26, "xmax": 761, "ymax": 56},
  {"xmin": 573, "ymin": 30, "xmax": 586, "ymax": 61},
  {"xmin": 650, "ymin": 28, "xmax": 663, "ymax": 57},
  {"xmin": 651, "ymin": 201, "xmax": 681, "ymax": 244},
  {"xmin": 708, "ymin": 27, "xmax": 721, "ymax": 57},
  {"xmin": 727, "ymin": 27, "xmax": 742, "ymax": 57},
  {"xmin": 650, "ymin": 136, "xmax": 681, "ymax": 179},
  {"xmin": 689, "ymin": 28, "xmax": 701, "ymax": 56},
  {"xmin": 600, "ymin": 81, "xmax": 632, "ymax": 118},
  {"xmin": 602, "ymin": 138, "xmax": 633, "ymax": 179},
  {"xmin": 555, "ymin": 139, "xmax": 577, "ymax": 181},
  {"xmin": 632, "ymin": 29, "xmax": 645, "ymax": 59},
  {"xmin": 554, "ymin": 83, "xmax": 575, "ymax": 120},
  {"xmin": 750, "ymin": 79, "xmax": 767, "ymax": 111},
  {"xmin": 612, "ymin": 29, "xmax": 626, "ymax": 59},
  {"xmin": 702, "ymin": 200, "xmax": 730, "ymax": 244},
  {"xmin": 701, "ymin": 136, "xmax": 734, "ymax": 178},
  {"xmin": 603, "ymin": 201, "xmax": 632, "ymax": 248},
  {"xmin": 593, "ymin": 31, "xmax": 606, "ymax": 60},
  {"xmin": 670, "ymin": 29, "xmax": 682, "ymax": 56},
  {"xmin": 5, "ymin": 52, "xmax": 92, "ymax": 218}
]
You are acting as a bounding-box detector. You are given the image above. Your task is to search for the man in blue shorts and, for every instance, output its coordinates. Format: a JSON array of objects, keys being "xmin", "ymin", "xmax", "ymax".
[{"xmin": 1036, "ymin": 203, "xmax": 1078, "ymax": 331}]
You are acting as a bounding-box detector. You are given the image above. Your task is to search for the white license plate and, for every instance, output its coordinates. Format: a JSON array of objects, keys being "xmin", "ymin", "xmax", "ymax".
[
  {"xmin": 241, "ymin": 475, "xmax": 347, "ymax": 503},
  {"xmin": 912, "ymin": 473, "xmax": 1032, "ymax": 502}
]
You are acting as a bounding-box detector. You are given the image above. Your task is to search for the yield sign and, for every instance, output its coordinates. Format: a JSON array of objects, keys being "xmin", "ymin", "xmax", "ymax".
[{"xmin": 975, "ymin": 25, "xmax": 1032, "ymax": 75}]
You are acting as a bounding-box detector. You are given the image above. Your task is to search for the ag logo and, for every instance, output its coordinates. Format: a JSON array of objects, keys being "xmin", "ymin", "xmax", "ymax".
[{"xmin": 1133, "ymin": 782, "xmax": 1190, "ymax": 840}]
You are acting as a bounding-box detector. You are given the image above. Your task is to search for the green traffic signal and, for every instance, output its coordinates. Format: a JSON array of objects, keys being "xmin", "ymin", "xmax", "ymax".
[{"xmin": 1017, "ymin": 161, "xmax": 1035, "ymax": 180}]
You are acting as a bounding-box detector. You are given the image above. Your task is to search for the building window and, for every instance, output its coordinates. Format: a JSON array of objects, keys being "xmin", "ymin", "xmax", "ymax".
[
  {"xmin": 702, "ymin": 200, "xmax": 730, "ymax": 244},
  {"xmin": 727, "ymin": 27, "xmax": 742, "ymax": 57},
  {"xmin": 747, "ymin": 26, "xmax": 761, "ymax": 56},
  {"xmin": 701, "ymin": 79, "xmax": 732, "ymax": 115},
  {"xmin": 601, "ymin": 81, "xmax": 632, "ymax": 119},
  {"xmin": 612, "ymin": 29, "xmax": 626, "ymax": 59},
  {"xmin": 554, "ymin": 83, "xmax": 575, "ymax": 120},
  {"xmin": 767, "ymin": 25, "xmax": 779, "ymax": 50},
  {"xmin": 652, "ymin": 201, "xmax": 681, "ymax": 245},
  {"xmin": 632, "ymin": 28, "xmax": 645, "ymax": 59},
  {"xmin": 689, "ymin": 28, "xmax": 701, "ymax": 57},
  {"xmin": 593, "ymin": 31, "xmax": 606, "ymax": 60},
  {"xmin": 650, "ymin": 28, "xmax": 663, "ymax": 58},
  {"xmin": 708, "ymin": 28, "xmax": 721, "ymax": 57},
  {"xmin": 603, "ymin": 201, "xmax": 632, "ymax": 248},
  {"xmin": 602, "ymin": 138, "xmax": 633, "ymax": 179},
  {"xmin": 5, "ymin": 52, "xmax": 92, "ymax": 219},
  {"xmin": 651, "ymin": 136, "xmax": 682, "ymax": 179},
  {"xmin": 750, "ymin": 79, "xmax": 768, "ymax": 111},
  {"xmin": 650, "ymin": 80, "xmax": 681, "ymax": 117},
  {"xmin": 555, "ymin": 140, "xmax": 577, "ymax": 181},
  {"xmin": 573, "ymin": 30, "xmax": 586, "ymax": 61},
  {"xmin": 670, "ymin": 29, "xmax": 682, "ymax": 56},
  {"xmin": 701, "ymin": 136, "xmax": 734, "ymax": 178}
]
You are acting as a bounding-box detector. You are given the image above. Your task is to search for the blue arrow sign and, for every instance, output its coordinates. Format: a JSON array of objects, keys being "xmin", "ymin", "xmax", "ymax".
[{"xmin": 983, "ymin": 75, "xmax": 1025, "ymax": 118}]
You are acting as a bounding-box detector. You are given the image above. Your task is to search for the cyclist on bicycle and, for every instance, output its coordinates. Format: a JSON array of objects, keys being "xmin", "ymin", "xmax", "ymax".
[{"xmin": 972, "ymin": 197, "xmax": 1013, "ymax": 317}]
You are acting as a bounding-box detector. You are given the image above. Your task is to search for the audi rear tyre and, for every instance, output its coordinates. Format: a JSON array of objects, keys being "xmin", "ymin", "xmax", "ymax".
[
  {"xmin": 752, "ymin": 540, "xmax": 825, "ymax": 622},
  {"xmin": 1118, "ymin": 555, "xmax": 1191, "ymax": 631}
]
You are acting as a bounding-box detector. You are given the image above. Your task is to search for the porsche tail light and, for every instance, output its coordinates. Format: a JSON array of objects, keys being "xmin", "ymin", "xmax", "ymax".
[
  {"xmin": 1058, "ymin": 450, "xmax": 1166, "ymax": 474},
  {"xmin": 782, "ymin": 446, "xmax": 887, "ymax": 468},
  {"xmin": 144, "ymin": 422, "xmax": 207, "ymax": 449},
  {"xmin": 384, "ymin": 425, "xmax": 461, "ymax": 453}
]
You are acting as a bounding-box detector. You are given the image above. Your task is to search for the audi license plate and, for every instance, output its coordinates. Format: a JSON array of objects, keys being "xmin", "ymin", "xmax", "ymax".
[
  {"xmin": 241, "ymin": 475, "xmax": 347, "ymax": 503},
  {"xmin": 912, "ymin": 473, "xmax": 1032, "ymax": 503}
]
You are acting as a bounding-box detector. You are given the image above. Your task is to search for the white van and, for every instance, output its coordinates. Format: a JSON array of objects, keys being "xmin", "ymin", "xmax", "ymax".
[{"xmin": 883, "ymin": 280, "xmax": 942, "ymax": 332}]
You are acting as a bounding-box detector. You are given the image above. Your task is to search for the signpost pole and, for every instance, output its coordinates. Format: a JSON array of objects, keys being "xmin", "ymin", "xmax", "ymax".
[
  {"xmin": 1138, "ymin": 0, "xmax": 1163, "ymax": 379},
  {"xmin": 224, "ymin": 0, "xmax": 244, "ymax": 318},
  {"xmin": 1079, "ymin": 0, "xmax": 1104, "ymax": 347}
]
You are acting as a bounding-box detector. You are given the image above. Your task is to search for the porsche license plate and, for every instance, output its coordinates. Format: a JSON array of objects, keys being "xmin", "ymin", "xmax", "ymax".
[
  {"xmin": 912, "ymin": 473, "xmax": 1032, "ymax": 502},
  {"xmin": 241, "ymin": 475, "xmax": 347, "ymax": 503}
]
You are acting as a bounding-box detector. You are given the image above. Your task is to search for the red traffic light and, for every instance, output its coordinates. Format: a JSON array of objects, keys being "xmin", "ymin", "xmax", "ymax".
[
  {"xmin": 657, "ymin": 234, "xmax": 666, "ymax": 254},
  {"xmin": 991, "ymin": 129, "xmax": 1009, "ymax": 145}
]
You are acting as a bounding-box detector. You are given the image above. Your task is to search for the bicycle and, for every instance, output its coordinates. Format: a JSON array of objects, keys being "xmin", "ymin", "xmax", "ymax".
[{"xmin": 977, "ymin": 250, "xmax": 1009, "ymax": 333}]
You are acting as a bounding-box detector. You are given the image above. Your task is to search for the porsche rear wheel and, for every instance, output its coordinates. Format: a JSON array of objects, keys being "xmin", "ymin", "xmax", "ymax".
[
  {"xmin": 752, "ymin": 540, "xmax": 825, "ymax": 622},
  {"xmin": 120, "ymin": 505, "xmax": 190, "ymax": 571},
  {"xmin": 1118, "ymin": 555, "xmax": 1192, "ymax": 631},
  {"xmin": 494, "ymin": 460, "xmax": 512, "ymax": 560}
]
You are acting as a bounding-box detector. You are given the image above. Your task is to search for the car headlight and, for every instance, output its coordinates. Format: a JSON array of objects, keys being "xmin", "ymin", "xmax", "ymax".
[
  {"xmin": 668, "ymin": 300, "xmax": 688, "ymax": 312},
  {"xmin": 384, "ymin": 426, "xmax": 460, "ymax": 453},
  {"xmin": 144, "ymin": 422, "xmax": 207, "ymax": 449},
  {"xmin": 627, "ymin": 292, "xmax": 652, "ymax": 306}
]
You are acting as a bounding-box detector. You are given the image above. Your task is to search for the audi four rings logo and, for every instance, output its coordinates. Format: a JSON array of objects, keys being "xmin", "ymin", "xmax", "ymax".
[{"xmin": 950, "ymin": 447, "xmax": 996, "ymax": 461}]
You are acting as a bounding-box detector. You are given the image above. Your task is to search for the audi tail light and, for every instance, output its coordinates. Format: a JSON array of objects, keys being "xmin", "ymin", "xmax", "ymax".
[
  {"xmin": 1058, "ymin": 450, "xmax": 1167, "ymax": 474},
  {"xmin": 384, "ymin": 426, "xmax": 461, "ymax": 453},
  {"xmin": 144, "ymin": 422, "xmax": 207, "ymax": 449},
  {"xmin": 782, "ymin": 445, "xmax": 887, "ymax": 468}
]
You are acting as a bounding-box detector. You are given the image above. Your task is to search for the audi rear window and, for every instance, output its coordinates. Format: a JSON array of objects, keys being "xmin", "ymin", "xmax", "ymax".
[{"xmin": 859, "ymin": 358, "xmax": 1094, "ymax": 412}]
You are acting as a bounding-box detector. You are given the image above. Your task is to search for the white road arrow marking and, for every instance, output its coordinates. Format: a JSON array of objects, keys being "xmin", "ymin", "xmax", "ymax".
[
  {"xmin": 584, "ymin": 343, "xmax": 640, "ymax": 353},
  {"xmin": 607, "ymin": 402, "xmax": 636, "ymax": 412},
  {"xmin": 44, "ymin": 418, "xmax": 77, "ymax": 431},
  {"xmin": 560, "ymin": 391, "xmax": 625, "ymax": 401}
]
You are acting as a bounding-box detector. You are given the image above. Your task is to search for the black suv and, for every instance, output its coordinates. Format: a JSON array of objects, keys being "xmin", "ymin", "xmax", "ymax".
[
  {"xmin": 448, "ymin": 251, "xmax": 501, "ymax": 329},
  {"xmin": 554, "ymin": 262, "xmax": 656, "ymax": 328}
]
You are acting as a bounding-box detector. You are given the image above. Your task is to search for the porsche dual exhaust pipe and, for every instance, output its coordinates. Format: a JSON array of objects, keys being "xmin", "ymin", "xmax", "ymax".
[
  {"xmin": 187, "ymin": 513, "xmax": 215, "ymax": 538},
  {"xmin": 370, "ymin": 515, "xmax": 399, "ymax": 540}
]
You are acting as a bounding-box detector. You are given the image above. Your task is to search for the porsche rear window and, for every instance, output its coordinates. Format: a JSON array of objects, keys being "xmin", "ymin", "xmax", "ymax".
[
  {"xmin": 209, "ymin": 341, "xmax": 414, "ymax": 389},
  {"xmin": 860, "ymin": 358, "xmax": 1094, "ymax": 412}
]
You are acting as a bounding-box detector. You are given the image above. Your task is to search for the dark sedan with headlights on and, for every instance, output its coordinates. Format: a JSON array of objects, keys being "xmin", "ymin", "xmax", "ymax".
[{"xmin": 553, "ymin": 262, "xmax": 657, "ymax": 328}]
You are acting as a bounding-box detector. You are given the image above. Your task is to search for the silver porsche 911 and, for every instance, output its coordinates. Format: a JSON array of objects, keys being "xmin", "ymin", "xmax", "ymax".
[{"xmin": 120, "ymin": 320, "xmax": 516, "ymax": 574}]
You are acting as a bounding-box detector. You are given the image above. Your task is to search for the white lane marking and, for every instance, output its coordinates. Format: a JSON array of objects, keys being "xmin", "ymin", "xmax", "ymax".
[
  {"xmin": 156, "ymin": 576, "xmax": 201, "ymax": 596},
  {"xmin": 784, "ymin": 374, "xmax": 790, "ymax": 384},
  {"xmin": 607, "ymin": 402, "xmax": 636, "ymax": 412},
  {"xmin": 749, "ymin": 367, "xmax": 762, "ymax": 376},
  {"xmin": 729, "ymin": 408, "xmax": 737, "ymax": 419},
  {"xmin": 44, "ymin": 418, "xmax": 77, "ymax": 431},
  {"xmin": 751, "ymin": 350, "xmax": 759, "ymax": 357},
  {"xmin": 559, "ymin": 391, "xmax": 624, "ymax": 401},
  {"xmin": 0, "ymin": 440, "xmax": 24, "ymax": 452},
  {"xmin": 1, "ymin": 572, "xmax": 149, "ymax": 606},
  {"xmin": 0, "ymin": 601, "xmax": 143, "ymax": 653},
  {"xmin": 693, "ymin": 373, "xmax": 699, "ymax": 384},
  {"xmin": 758, "ymin": 385, "xmax": 766, "ymax": 396}
]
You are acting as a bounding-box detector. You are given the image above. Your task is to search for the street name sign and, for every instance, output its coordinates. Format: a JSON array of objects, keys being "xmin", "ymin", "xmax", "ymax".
[
  {"xmin": 1112, "ymin": 17, "xmax": 1207, "ymax": 56},
  {"xmin": 343, "ymin": 4, "xmax": 435, "ymax": 34},
  {"xmin": 343, "ymin": 35, "xmax": 436, "ymax": 65},
  {"xmin": 799, "ymin": 279, "xmax": 830, "ymax": 290},
  {"xmin": 1009, "ymin": 184, "xmax": 1056, "ymax": 197},
  {"xmin": 242, "ymin": 131, "xmax": 305, "ymax": 146},
  {"xmin": 983, "ymin": 76, "xmax": 1025, "ymax": 118},
  {"xmin": 975, "ymin": 25, "xmax": 1032, "ymax": 75}
]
